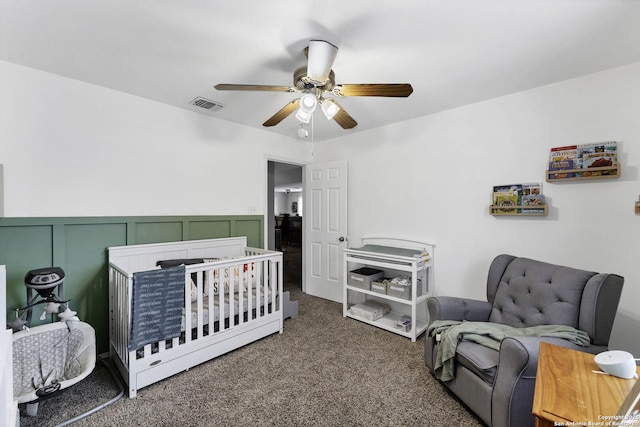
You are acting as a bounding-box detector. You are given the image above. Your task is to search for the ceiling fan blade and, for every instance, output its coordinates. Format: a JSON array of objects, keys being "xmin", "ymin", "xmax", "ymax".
[
  {"xmin": 334, "ymin": 83, "xmax": 413, "ymax": 97},
  {"xmin": 215, "ymin": 84, "xmax": 296, "ymax": 93},
  {"xmin": 306, "ymin": 40, "xmax": 338, "ymax": 84},
  {"xmin": 263, "ymin": 99, "xmax": 300, "ymax": 127},
  {"xmin": 330, "ymin": 101, "xmax": 357, "ymax": 129}
]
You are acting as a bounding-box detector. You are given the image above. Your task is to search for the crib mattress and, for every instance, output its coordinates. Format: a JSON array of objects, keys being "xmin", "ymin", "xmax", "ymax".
[{"xmin": 181, "ymin": 290, "xmax": 274, "ymax": 330}]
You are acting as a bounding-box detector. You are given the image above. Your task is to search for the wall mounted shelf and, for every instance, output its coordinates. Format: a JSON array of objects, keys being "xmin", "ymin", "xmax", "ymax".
[
  {"xmin": 546, "ymin": 164, "xmax": 620, "ymax": 182},
  {"xmin": 489, "ymin": 204, "xmax": 548, "ymax": 216}
]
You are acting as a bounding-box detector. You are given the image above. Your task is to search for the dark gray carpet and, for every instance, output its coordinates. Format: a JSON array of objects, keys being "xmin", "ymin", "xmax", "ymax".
[{"xmin": 18, "ymin": 248, "xmax": 482, "ymax": 426}]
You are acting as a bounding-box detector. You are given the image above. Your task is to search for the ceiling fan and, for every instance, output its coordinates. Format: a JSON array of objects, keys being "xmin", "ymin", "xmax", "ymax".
[{"xmin": 214, "ymin": 40, "xmax": 413, "ymax": 130}]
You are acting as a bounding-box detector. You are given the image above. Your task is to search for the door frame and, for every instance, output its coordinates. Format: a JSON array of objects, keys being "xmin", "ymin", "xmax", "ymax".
[{"xmin": 266, "ymin": 157, "xmax": 306, "ymax": 277}]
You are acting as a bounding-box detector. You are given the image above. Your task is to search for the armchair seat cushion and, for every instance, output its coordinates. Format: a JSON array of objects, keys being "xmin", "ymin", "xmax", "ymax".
[{"xmin": 456, "ymin": 341, "xmax": 498, "ymax": 385}]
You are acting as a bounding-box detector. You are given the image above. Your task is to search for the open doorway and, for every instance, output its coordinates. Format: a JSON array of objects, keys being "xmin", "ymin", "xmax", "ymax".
[{"xmin": 268, "ymin": 161, "xmax": 303, "ymax": 293}]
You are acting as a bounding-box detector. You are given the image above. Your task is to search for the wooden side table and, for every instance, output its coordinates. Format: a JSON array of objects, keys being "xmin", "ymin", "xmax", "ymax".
[{"xmin": 533, "ymin": 342, "xmax": 640, "ymax": 427}]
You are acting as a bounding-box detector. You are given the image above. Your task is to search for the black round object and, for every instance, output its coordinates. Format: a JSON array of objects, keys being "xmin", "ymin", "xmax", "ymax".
[{"xmin": 24, "ymin": 267, "xmax": 65, "ymax": 296}]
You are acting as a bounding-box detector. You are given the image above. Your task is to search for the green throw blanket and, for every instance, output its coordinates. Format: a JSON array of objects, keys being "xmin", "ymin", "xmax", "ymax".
[{"xmin": 427, "ymin": 320, "xmax": 590, "ymax": 382}]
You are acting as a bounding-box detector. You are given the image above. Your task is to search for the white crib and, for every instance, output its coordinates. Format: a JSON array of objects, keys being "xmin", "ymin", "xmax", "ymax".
[{"xmin": 108, "ymin": 237, "xmax": 283, "ymax": 397}]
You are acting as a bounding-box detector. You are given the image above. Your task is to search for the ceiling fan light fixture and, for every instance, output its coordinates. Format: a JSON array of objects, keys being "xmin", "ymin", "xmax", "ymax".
[
  {"xmin": 295, "ymin": 110, "xmax": 313, "ymax": 124},
  {"xmin": 321, "ymin": 98, "xmax": 341, "ymax": 120},
  {"xmin": 307, "ymin": 40, "xmax": 338, "ymax": 84},
  {"xmin": 299, "ymin": 93, "xmax": 318, "ymax": 113},
  {"xmin": 296, "ymin": 93, "xmax": 317, "ymax": 123}
]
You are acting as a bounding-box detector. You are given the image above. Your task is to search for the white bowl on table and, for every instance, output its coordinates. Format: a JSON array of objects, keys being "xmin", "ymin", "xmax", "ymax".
[{"xmin": 594, "ymin": 350, "xmax": 638, "ymax": 379}]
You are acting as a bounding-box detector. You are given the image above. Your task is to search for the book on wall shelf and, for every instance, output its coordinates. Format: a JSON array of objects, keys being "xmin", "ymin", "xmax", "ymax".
[
  {"xmin": 494, "ymin": 193, "xmax": 519, "ymax": 214},
  {"xmin": 492, "ymin": 184, "xmax": 522, "ymax": 214},
  {"xmin": 547, "ymin": 141, "xmax": 619, "ymax": 181},
  {"xmin": 548, "ymin": 145, "xmax": 578, "ymax": 179},
  {"xmin": 522, "ymin": 194, "xmax": 546, "ymax": 214}
]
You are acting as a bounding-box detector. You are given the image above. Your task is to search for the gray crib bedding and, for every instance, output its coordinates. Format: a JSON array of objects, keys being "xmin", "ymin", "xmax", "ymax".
[{"xmin": 181, "ymin": 290, "xmax": 274, "ymax": 330}]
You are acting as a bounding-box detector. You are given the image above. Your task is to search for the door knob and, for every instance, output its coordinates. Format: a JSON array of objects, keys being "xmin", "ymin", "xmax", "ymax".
[{"xmin": 338, "ymin": 236, "xmax": 345, "ymax": 242}]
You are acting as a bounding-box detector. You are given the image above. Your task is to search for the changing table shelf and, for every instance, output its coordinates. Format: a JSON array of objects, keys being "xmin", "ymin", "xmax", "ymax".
[
  {"xmin": 342, "ymin": 237, "xmax": 434, "ymax": 342},
  {"xmin": 346, "ymin": 309, "xmax": 430, "ymax": 340}
]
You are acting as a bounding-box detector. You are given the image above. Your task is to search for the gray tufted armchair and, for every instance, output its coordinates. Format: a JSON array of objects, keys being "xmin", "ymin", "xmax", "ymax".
[{"xmin": 424, "ymin": 254, "xmax": 624, "ymax": 427}]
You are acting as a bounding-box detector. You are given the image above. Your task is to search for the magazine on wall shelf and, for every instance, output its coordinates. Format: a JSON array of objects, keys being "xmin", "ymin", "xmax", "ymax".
[
  {"xmin": 521, "ymin": 183, "xmax": 542, "ymax": 196},
  {"xmin": 582, "ymin": 152, "xmax": 618, "ymax": 177},
  {"xmin": 522, "ymin": 194, "xmax": 546, "ymax": 214},
  {"xmin": 548, "ymin": 145, "xmax": 578, "ymax": 178},
  {"xmin": 492, "ymin": 184, "xmax": 522, "ymax": 204},
  {"xmin": 494, "ymin": 193, "xmax": 519, "ymax": 214}
]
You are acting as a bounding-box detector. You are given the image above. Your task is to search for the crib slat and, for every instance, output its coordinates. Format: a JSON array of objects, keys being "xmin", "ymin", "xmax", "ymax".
[
  {"xmin": 196, "ymin": 272, "xmax": 203, "ymax": 340},
  {"xmin": 207, "ymin": 269, "xmax": 214, "ymax": 333},
  {"xmin": 264, "ymin": 261, "xmax": 275, "ymax": 316},
  {"xmin": 238, "ymin": 263, "xmax": 244, "ymax": 326},
  {"xmin": 247, "ymin": 263, "xmax": 253, "ymax": 322},
  {"xmin": 217, "ymin": 267, "xmax": 225, "ymax": 333},
  {"xmin": 256, "ymin": 261, "xmax": 262, "ymax": 318},
  {"xmin": 229, "ymin": 269, "xmax": 235, "ymax": 328}
]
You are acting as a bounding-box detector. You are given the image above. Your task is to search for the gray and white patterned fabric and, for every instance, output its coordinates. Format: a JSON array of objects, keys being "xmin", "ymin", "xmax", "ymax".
[{"xmin": 13, "ymin": 325, "xmax": 84, "ymax": 398}]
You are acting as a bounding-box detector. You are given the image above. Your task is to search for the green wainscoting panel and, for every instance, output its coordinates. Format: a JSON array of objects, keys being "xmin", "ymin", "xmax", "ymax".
[
  {"xmin": 64, "ymin": 222, "xmax": 128, "ymax": 347},
  {"xmin": 0, "ymin": 215, "xmax": 263, "ymax": 353},
  {"xmin": 236, "ymin": 219, "xmax": 262, "ymax": 248},
  {"xmin": 189, "ymin": 220, "xmax": 231, "ymax": 240},
  {"xmin": 134, "ymin": 221, "xmax": 184, "ymax": 244}
]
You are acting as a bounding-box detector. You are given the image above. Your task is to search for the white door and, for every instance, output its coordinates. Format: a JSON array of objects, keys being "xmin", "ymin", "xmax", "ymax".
[{"xmin": 303, "ymin": 160, "xmax": 348, "ymax": 302}]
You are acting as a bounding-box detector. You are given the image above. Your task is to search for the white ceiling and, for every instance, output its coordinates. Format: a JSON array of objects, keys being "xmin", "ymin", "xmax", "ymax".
[{"xmin": 2, "ymin": 0, "xmax": 640, "ymax": 142}]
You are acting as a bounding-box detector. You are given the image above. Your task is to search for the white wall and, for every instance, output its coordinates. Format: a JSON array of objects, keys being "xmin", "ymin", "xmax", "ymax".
[
  {"xmin": 0, "ymin": 61, "xmax": 313, "ymax": 217},
  {"xmin": 275, "ymin": 192, "xmax": 302, "ymax": 216},
  {"xmin": 3, "ymin": 59, "xmax": 638, "ymax": 354},
  {"xmin": 313, "ymin": 61, "xmax": 640, "ymax": 354}
]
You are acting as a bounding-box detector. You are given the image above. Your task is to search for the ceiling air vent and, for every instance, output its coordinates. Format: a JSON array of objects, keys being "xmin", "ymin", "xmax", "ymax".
[{"xmin": 189, "ymin": 97, "xmax": 224, "ymax": 111}]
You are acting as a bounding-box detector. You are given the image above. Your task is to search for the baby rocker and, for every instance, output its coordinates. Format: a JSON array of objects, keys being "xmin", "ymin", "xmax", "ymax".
[{"xmin": 9, "ymin": 267, "xmax": 96, "ymax": 417}]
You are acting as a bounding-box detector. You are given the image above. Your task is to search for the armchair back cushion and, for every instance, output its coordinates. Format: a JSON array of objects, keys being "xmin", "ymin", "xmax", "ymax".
[{"xmin": 486, "ymin": 255, "xmax": 624, "ymax": 345}]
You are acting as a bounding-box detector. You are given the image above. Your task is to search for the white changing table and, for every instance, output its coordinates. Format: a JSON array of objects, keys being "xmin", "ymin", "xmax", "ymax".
[{"xmin": 342, "ymin": 237, "xmax": 434, "ymax": 342}]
